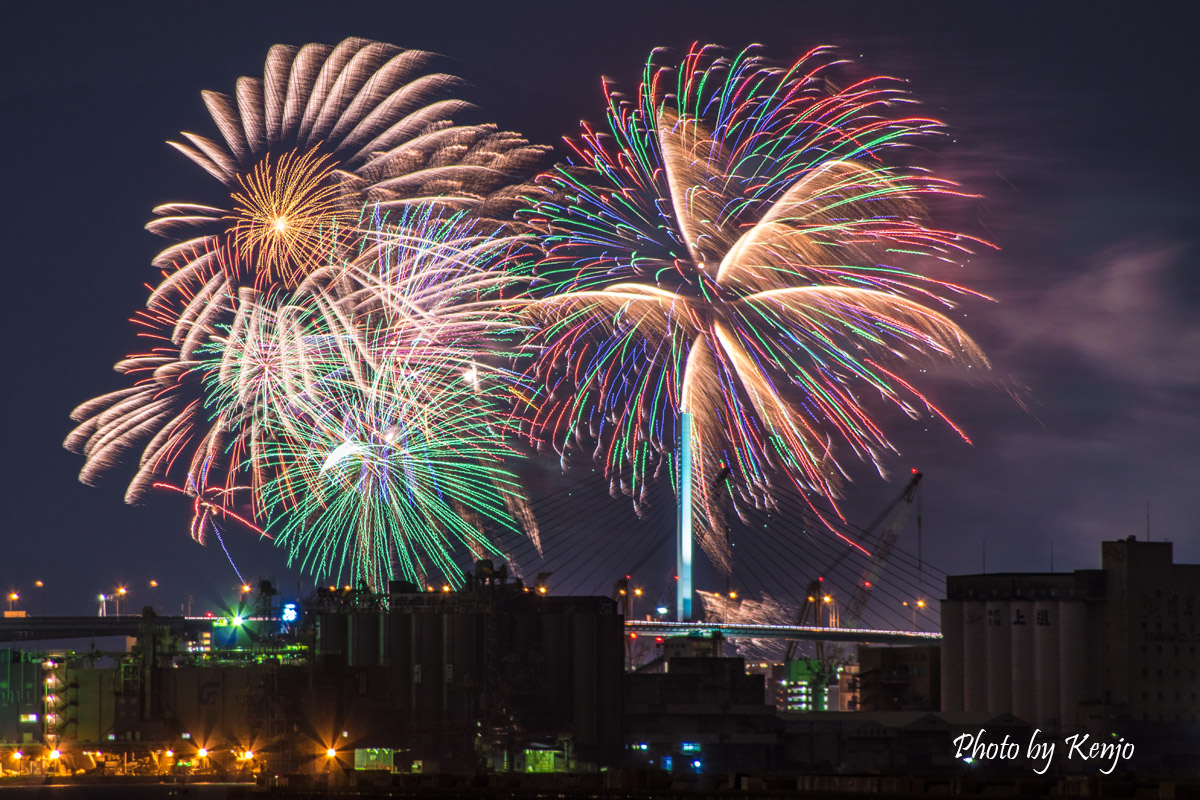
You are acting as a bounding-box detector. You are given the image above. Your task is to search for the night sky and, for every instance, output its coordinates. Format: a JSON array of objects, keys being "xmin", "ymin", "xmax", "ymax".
[{"xmin": 2, "ymin": 2, "xmax": 1197, "ymax": 618}]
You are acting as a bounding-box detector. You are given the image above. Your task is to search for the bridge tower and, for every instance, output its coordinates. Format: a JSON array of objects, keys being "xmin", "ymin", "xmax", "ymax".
[{"xmin": 675, "ymin": 412, "xmax": 693, "ymax": 621}]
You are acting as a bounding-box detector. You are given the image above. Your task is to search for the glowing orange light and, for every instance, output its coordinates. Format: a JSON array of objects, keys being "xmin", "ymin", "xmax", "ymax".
[{"xmin": 228, "ymin": 149, "xmax": 342, "ymax": 290}]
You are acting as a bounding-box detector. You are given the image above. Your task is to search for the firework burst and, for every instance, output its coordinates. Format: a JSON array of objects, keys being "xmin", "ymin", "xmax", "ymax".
[
  {"xmin": 67, "ymin": 37, "xmax": 548, "ymax": 519},
  {"xmin": 524, "ymin": 45, "xmax": 991, "ymax": 569}
]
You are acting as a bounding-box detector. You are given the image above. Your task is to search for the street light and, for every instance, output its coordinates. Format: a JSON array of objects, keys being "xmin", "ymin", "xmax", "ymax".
[
  {"xmin": 902, "ymin": 599, "xmax": 926, "ymax": 628},
  {"xmin": 7, "ymin": 592, "xmax": 18, "ymax": 612}
]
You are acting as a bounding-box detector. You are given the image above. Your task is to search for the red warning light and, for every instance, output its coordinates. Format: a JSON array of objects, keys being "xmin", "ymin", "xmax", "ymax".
[
  {"xmin": 912, "ymin": 467, "xmax": 919, "ymax": 474},
  {"xmin": 864, "ymin": 581, "xmax": 872, "ymax": 588},
  {"xmin": 817, "ymin": 576, "xmax": 824, "ymax": 582},
  {"xmin": 654, "ymin": 636, "xmax": 664, "ymax": 643},
  {"xmin": 629, "ymin": 633, "xmax": 638, "ymax": 639}
]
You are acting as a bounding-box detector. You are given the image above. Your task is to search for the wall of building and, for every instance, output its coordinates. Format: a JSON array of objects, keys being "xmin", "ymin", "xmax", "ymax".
[{"xmin": 940, "ymin": 537, "xmax": 1200, "ymax": 732}]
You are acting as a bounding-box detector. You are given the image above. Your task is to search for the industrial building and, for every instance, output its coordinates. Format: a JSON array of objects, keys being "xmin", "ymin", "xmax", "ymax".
[
  {"xmin": 625, "ymin": 656, "xmax": 777, "ymax": 773},
  {"xmin": 0, "ymin": 566, "xmax": 624, "ymax": 778},
  {"xmin": 843, "ymin": 645, "xmax": 941, "ymax": 713},
  {"xmin": 940, "ymin": 536, "xmax": 1200, "ymax": 771}
]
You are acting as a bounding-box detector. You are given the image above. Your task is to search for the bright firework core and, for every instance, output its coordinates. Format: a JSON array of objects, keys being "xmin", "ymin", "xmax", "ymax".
[{"xmin": 228, "ymin": 149, "xmax": 342, "ymax": 290}]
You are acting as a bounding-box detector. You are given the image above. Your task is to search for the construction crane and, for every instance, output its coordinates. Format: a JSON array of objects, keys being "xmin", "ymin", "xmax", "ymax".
[{"xmin": 784, "ymin": 469, "xmax": 924, "ymax": 663}]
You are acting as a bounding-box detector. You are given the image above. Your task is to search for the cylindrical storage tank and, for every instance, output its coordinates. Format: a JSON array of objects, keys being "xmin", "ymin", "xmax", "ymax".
[
  {"xmin": 940, "ymin": 600, "xmax": 965, "ymax": 712},
  {"xmin": 1010, "ymin": 600, "xmax": 1035, "ymax": 723},
  {"xmin": 986, "ymin": 600, "xmax": 1012, "ymax": 713},
  {"xmin": 347, "ymin": 612, "xmax": 382, "ymax": 667},
  {"xmin": 1033, "ymin": 600, "xmax": 1060, "ymax": 727},
  {"xmin": 1059, "ymin": 600, "xmax": 1088, "ymax": 728},
  {"xmin": 962, "ymin": 600, "xmax": 987, "ymax": 710},
  {"xmin": 316, "ymin": 613, "xmax": 347, "ymax": 657}
]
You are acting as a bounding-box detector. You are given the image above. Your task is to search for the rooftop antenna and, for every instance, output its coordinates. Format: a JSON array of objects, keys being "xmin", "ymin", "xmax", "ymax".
[
  {"xmin": 982, "ymin": 537, "xmax": 987, "ymax": 574},
  {"xmin": 1146, "ymin": 500, "xmax": 1151, "ymax": 541},
  {"xmin": 1050, "ymin": 537, "xmax": 1055, "ymax": 572}
]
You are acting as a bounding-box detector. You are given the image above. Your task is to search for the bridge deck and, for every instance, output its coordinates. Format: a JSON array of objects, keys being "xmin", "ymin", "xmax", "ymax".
[
  {"xmin": 626, "ymin": 620, "xmax": 940, "ymax": 644},
  {"xmin": 0, "ymin": 615, "xmax": 213, "ymax": 644}
]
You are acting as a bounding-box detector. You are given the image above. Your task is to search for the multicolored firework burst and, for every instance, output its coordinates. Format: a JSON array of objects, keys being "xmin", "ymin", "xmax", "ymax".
[
  {"xmin": 66, "ymin": 37, "xmax": 547, "ymax": 517},
  {"xmin": 203, "ymin": 208, "xmax": 535, "ymax": 589},
  {"xmin": 66, "ymin": 39, "xmax": 546, "ymax": 589},
  {"xmin": 256, "ymin": 333, "xmax": 526, "ymax": 591},
  {"xmin": 524, "ymin": 44, "xmax": 991, "ymax": 570}
]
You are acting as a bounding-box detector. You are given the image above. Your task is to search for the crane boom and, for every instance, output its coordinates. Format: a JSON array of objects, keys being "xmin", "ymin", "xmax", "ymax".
[
  {"xmin": 839, "ymin": 471, "xmax": 923, "ymax": 631},
  {"xmin": 783, "ymin": 470, "xmax": 923, "ymax": 662}
]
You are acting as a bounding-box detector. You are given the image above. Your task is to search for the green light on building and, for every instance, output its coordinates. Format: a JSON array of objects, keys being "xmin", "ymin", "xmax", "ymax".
[{"xmin": 522, "ymin": 749, "xmax": 565, "ymax": 773}]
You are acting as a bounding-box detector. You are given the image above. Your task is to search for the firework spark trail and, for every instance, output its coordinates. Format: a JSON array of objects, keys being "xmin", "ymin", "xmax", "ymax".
[
  {"xmin": 254, "ymin": 309, "xmax": 528, "ymax": 591},
  {"xmin": 189, "ymin": 207, "xmax": 537, "ymax": 589},
  {"xmin": 66, "ymin": 37, "xmax": 548, "ymax": 537},
  {"xmin": 524, "ymin": 44, "xmax": 992, "ymax": 570}
]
